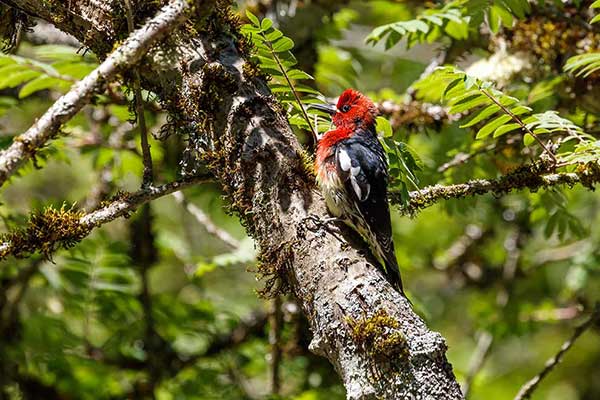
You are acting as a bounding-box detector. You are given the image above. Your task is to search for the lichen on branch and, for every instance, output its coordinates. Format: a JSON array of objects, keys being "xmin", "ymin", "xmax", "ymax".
[
  {"xmin": 347, "ymin": 309, "xmax": 409, "ymax": 362},
  {"xmin": 397, "ymin": 162, "xmax": 600, "ymax": 215}
]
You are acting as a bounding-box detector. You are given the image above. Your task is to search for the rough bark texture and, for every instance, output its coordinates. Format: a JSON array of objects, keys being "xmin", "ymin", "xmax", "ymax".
[{"xmin": 3, "ymin": 1, "xmax": 463, "ymax": 398}]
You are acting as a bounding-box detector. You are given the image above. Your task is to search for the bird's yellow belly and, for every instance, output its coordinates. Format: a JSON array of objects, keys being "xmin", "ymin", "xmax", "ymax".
[{"xmin": 317, "ymin": 165, "xmax": 349, "ymax": 218}]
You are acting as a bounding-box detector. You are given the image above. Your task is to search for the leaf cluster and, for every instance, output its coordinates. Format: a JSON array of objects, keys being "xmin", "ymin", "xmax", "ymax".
[
  {"xmin": 377, "ymin": 117, "xmax": 423, "ymax": 206},
  {"xmin": 366, "ymin": 2, "xmax": 470, "ymax": 50},
  {"xmin": 365, "ymin": 0, "xmax": 532, "ymax": 50},
  {"xmin": 0, "ymin": 45, "xmax": 97, "ymax": 101},
  {"xmin": 241, "ymin": 11, "xmax": 328, "ymax": 135},
  {"xmin": 564, "ymin": 1, "xmax": 600, "ymax": 77},
  {"xmin": 414, "ymin": 67, "xmax": 585, "ymax": 151}
]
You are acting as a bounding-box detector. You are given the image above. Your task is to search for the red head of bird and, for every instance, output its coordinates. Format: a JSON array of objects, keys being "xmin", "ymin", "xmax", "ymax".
[
  {"xmin": 312, "ymin": 89, "xmax": 379, "ymax": 131},
  {"xmin": 312, "ymin": 89, "xmax": 379, "ymax": 180}
]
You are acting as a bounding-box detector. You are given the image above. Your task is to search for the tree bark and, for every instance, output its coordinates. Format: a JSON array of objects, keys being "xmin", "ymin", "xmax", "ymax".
[{"xmin": 3, "ymin": 1, "xmax": 463, "ymax": 398}]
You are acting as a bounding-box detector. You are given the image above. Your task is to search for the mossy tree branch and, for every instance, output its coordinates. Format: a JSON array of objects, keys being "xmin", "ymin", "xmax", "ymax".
[
  {"xmin": 0, "ymin": 174, "xmax": 211, "ymax": 261},
  {"xmin": 397, "ymin": 162, "xmax": 600, "ymax": 215},
  {"xmin": 0, "ymin": 0, "xmax": 191, "ymax": 188}
]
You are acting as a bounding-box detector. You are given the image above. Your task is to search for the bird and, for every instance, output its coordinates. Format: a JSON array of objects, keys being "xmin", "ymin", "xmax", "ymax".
[{"xmin": 311, "ymin": 89, "xmax": 404, "ymax": 295}]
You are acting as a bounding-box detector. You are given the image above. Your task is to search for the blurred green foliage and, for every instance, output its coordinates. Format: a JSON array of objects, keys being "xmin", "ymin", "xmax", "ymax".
[{"xmin": 1, "ymin": 1, "xmax": 600, "ymax": 399}]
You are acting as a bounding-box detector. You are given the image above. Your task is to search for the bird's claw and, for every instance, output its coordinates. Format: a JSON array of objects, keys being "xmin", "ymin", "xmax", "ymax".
[{"xmin": 303, "ymin": 214, "xmax": 344, "ymax": 236}]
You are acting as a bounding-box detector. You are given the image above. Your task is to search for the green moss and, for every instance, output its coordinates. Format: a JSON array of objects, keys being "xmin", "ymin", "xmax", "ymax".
[
  {"xmin": 577, "ymin": 161, "xmax": 600, "ymax": 190},
  {"xmin": 0, "ymin": 204, "xmax": 90, "ymax": 260},
  {"xmin": 98, "ymin": 190, "xmax": 133, "ymax": 210},
  {"xmin": 347, "ymin": 309, "xmax": 409, "ymax": 362},
  {"xmin": 254, "ymin": 240, "xmax": 293, "ymax": 298},
  {"xmin": 400, "ymin": 161, "xmax": 600, "ymax": 215},
  {"xmin": 296, "ymin": 149, "xmax": 317, "ymax": 182},
  {"xmin": 242, "ymin": 60, "xmax": 269, "ymax": 81}
]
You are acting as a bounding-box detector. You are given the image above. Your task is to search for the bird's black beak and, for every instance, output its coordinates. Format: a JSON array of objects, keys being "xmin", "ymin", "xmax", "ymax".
[{"xmin": 310, "ymin": 103, "xmax": 337, "ymax": 115}]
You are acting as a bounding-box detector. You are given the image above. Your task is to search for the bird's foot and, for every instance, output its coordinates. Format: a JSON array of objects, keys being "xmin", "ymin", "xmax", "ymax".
[{"xmin": 303, "ymin": 214, "xmax": 344, "ymax": 235}]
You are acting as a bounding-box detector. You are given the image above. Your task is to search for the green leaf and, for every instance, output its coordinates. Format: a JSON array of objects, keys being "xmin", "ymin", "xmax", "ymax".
[
  {"xmin": 564, "ymin": 53, "xmax": 600, "ymax": 77},
  {"xmin": 424, "ymin": 15, "xmax": 443, "ymax": 25},
  {"xmin": 246, "ymin": 10, "xmax": 260, "ymax": 27},
  {"xmin": 261, "ymin": 18, "xmax": 273, "ymax": 31},
  {"xmin": 463, "ymin": 75, "xmax": 476, "ymax": 90},
  {"xmin": 365, "ymin": 24, "xmax": 391, "ymax": 43},
  {"xmin": 277, "ymin": 50, "xmax": 298, "ymax": 64},
  {"xmin": 0, "ymin": 70, "xmax": 40, "ymax": 89},
  {"xmin": 460, "ymin": 104, "xmax": 500, "ymax": 128},
  {"xmin": 286, "ymin": 69, "xmax": 313, "ymax": 80},
  {"xmin": 404, "ymin": 20, "xmax": 429, "ymax": 33},
  {"xmin": 493, "ymin": 122, "xmax": 521, "ymax": 137},
  {"xmin": 241, "ymin": 24, "xmax": 261, "ymax": 35},
  {"xmin": 447, "ymin": 89, "xmax": 481, "ymax": 106},
  {"xmin": 0, "ymin": 64, "xmax": 26, "ymax": 78},
  {"xmin": 53, "ymin": 61, "xmax": 95, "ymax": 79},
  {"xmin": 19, "ymin": 76, "xmax": 64, "ymax": 98},
  {"xmin": 448, "ymin": 94, "xmax": 488, "ymax": 114},
  {"xmin": 476, "ymin": 114, "xmax": 512, "ymax": 139},
  {"xmin": 195, "ymin": 262, "xmax": 217, "ymax": 277},
  {"xmin": 256, "ymin": 55, "xmax": 280, "ymax": 68},
  {"xmin": 0, "ymin": 56, "xmax": 17, "ymax": 67},
  {"xmin": 271, "ymin": 37, "xmax": 294, "ymax": 52},
  {"xmin": 265, "ymin": 29, "xmax": 284, "ymax": 42},
  {"xmin": 445, "ymin": 19, "xmax": 469, "ymax": 40},
  {"xmin": 523, "ymin": 133, "xmax": 535, "ymax": 146},
  {"xmin": 293, "ymin": 83, "xmax": 321, "ymax": 95},
  {"xmin": 365, "ymin": 4, "xmax": 469, "ymax": 49},
  {"xmin": 34, "ymin": 44, "xmax": 84, "ymax": 62},
  {"xmin": 487, "ymin": 7, "xmax": 501, "ymax": 34},
  {"xmin": 493, "ymin": 4, "xmax": 515, "ymax": 27},
  {"xmin": 376, "ymin": 117, "xmax": 393, "ymax": 138}
]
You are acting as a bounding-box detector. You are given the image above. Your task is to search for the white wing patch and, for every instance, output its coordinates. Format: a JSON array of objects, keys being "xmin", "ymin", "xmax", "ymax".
[
  {"xmin": 338, "ymin": 148, "xmax": 370, "ymax": 201},
  {"xmin": 338, "ymin": 149, "xmax": 352, "ymax": 172},
  {"xmin": 351, "ymin": 176, "xmax": 370, "ymax": 201},
  {"xmin": 350, "ymin": 177, "xmax": 362, "ymax": 200}
]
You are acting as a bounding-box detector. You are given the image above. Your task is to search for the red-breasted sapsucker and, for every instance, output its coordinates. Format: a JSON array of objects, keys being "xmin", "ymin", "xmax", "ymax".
[{"xmin": 312, "ymin": 89, "xmax": 404, "ymax": 294}]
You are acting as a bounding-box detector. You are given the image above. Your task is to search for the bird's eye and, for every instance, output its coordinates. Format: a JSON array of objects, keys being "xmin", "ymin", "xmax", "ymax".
[{"xmin": 341, "ymin": 104, "xmax": 351, "ymax": 112}]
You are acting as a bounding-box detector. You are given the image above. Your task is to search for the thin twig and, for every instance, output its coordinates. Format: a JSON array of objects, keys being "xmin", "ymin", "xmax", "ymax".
[
  {"xmin": 171, "ymin": 191, "xmax": 240, "ymax": 249},
  {"xmin": 438, "ymin": 137, "xmax": 520, "ymax": 173},
  {"xmin": 0, "ymin": 0, "xmax": 190, "ymax": 188},
  {"xmin": 462, "ymin": 331, "xmax": 493, "ymax": 397},
  {"xmin": 131, "ymin": 203, "xmax": 159, "ymax": 397},
  {"xmin": 479, "ymin": 88, "xmax": 557, "ymax": 163},
  {"xmin": 262, "ymin": 32, "xmax": 317, "ymax": 144},
  {"xmin": 514, "ymin": 305, "xmax": 600, "ymax": 400},
  {"xmin": 124, "ymin": 0, "xmax": 154, "ymax": 187}
]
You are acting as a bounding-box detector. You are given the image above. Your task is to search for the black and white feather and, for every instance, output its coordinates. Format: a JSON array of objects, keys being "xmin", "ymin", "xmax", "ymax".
[{"xmin": 324, "ymin": 125, "xmax": 403, "ymax": 291}]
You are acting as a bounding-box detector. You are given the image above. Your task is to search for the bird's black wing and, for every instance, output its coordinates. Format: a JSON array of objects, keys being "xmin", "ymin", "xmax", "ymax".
[{"xmin": 334, "ymin": 126, "xmax": 403, "ymax": 291}]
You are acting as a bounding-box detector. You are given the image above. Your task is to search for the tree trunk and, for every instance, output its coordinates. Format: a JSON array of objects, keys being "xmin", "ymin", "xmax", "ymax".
[{"xmin": 4, "ymin": 1, "xmax": 463, "ymax": 398}]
